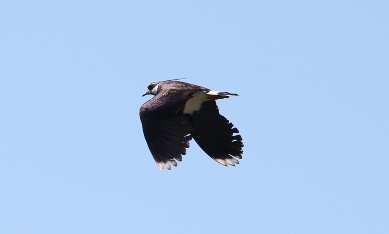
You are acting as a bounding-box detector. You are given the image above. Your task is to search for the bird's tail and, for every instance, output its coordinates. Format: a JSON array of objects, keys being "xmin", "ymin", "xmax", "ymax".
[{"xmin": 205, "ymin": 90, "xmax": 239, "ymax": 100}]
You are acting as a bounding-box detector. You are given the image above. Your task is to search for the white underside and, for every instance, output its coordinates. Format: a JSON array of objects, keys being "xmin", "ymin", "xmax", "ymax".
[
  {"xmin": 183, "ymin": 90, "xmax": 224, "ymax": 114},
  {"xmin": 183, "ymin": 91, "xmax": 207, "ymax": 114}
]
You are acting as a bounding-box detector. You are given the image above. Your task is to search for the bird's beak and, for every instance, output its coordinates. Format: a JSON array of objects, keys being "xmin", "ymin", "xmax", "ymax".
[{"xmin": 142, "ymin": 90, "xmax": 151, "ymax": 97}]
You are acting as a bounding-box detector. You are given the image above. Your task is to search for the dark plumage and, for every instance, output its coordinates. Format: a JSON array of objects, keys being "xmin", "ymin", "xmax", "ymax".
[{"xmin": 139, "ymin": 79, "xmax": 244, "ymax": 170}]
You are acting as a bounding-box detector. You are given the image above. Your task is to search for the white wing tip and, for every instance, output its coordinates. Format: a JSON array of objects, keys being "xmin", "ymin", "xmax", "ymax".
[
  {"xmin": 157, "ymin": 160, "xmax": 178, "ymax": 170},
  {"xmin": 214, "ymin": 158, "xmax": 240, "ymax": 167}
]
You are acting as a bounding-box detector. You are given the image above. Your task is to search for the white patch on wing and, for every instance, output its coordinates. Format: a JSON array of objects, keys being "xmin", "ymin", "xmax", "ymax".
[
  {"xmin": 214, "ymin": 158, "xmax": 228, "ymax": 166},
  {"xmin": 225, "ymin": 158, "xmax": 237, "ymax": 166},
  {"xmin": 183, "ymin": 91, "xmax": 207, "ymax": 114},
  {"xmin": 157, "ymin": 162, "xmax": 164, "ymax": 170},
  {"xmin": 157, "ymin": 161, "xmax": 172, "ymax": 170}
]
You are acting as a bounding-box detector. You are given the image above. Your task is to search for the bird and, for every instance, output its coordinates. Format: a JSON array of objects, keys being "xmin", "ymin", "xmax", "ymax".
[{"xmin": 139, "ymin": 79, "xmax": 243, "ymax": 170}]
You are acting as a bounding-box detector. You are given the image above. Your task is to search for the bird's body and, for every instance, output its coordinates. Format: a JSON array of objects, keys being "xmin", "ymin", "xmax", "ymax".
[{"xmin": 140, "ymin": 80, "xmax": 243, "ymax": 170}]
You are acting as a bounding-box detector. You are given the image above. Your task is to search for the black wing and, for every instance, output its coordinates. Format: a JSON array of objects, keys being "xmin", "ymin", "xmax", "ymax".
[
  {"xmin": 140, "ymin": 90, "xmax": 195, "ymax": 170},
  {"xmin": 189, "ymin": 100, "xmax": 243, "ymax": 166}
]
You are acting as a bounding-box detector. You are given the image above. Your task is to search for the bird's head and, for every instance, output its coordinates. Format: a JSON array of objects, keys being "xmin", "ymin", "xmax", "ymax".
[
  {"xmin": 142, "ymin": 79, "xmax": 188, "ymax": 97},
  {"xmin": 142, "ymin": 82, "xmax": 161, "ymax": 97}
]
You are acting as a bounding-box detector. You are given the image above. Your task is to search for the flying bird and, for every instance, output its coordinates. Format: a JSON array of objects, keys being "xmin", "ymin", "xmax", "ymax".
[{"xmin": 139, "ymin": 79, "xmax": 244, "ymax": 170}]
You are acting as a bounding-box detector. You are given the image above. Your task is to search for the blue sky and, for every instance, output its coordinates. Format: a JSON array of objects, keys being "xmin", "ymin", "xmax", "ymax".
[{"xmin": 1, "ymin": 1, "xmax": 388, "ymax": 233}]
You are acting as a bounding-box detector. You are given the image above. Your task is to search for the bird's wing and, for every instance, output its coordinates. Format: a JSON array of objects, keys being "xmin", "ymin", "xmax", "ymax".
[
  {"xmin": 190, "ymin": 100, "xmax": 244, "ymax": 166},
  {"xmin": 139, "ymin": 89, "xmax": 196, "ymax": 170}
]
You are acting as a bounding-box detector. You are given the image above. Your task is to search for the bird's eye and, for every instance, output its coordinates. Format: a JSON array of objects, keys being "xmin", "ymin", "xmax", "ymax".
[{"xmin": 148, "ymin": 84, "xmax": 154, "ymax": 90}]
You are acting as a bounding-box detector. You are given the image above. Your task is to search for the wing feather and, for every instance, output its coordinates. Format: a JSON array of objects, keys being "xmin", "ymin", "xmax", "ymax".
[
  {"xmin": 189, "ymin": 100, "xmax": 244, "ymax": 167},
  {"xmin": 140, "ymin": 88, "xmax": 196, "ymax": 170}
]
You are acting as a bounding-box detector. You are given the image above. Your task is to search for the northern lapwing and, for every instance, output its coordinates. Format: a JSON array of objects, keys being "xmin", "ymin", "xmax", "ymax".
[{"xmin": 140, "ymin": 79, "xmax": 243, "ymax": 170}]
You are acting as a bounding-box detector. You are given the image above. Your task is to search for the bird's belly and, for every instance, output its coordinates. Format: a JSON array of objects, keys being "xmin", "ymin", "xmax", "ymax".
[{"xmin": 183, "ymin": 91, "xmax": 206, "ymax": 114}]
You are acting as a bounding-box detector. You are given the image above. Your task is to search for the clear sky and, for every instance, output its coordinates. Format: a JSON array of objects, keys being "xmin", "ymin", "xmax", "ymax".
[{"xmin": 1, "ymin": 1, "xmax": 388, "ymax": 233}]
